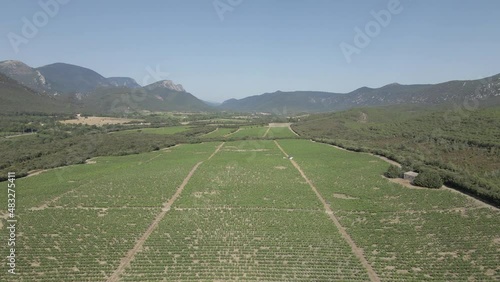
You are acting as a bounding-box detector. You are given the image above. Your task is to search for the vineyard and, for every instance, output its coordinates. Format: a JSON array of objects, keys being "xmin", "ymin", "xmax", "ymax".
[
  {"xmin": 265, "ymin": 126, "xmax": 298, "ymax": 138},
  {"xmin": 201, "ymin": 128, "xmax": 237, "ymax": 138},
  {"xmin": 228, "ymin": 126, "xmax": 269, "ymax": 138},
  {"xmin": 278, "ymin": 140, "xmax": 500, "ymax": 281},
  {"xmin": 0, "ymin": 132, "xmax": 498, "ymax": 281}
]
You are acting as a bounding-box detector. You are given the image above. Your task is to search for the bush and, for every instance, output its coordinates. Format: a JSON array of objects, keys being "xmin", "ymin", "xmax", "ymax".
[
  {"xmin": 413, "ymin": 171, "xmax": 443, "ymax": 188},
  {"xmin": 384, "ymin": 165, "xmax": 402, "ymax": 178},
  {"xmin": 400, "ymin": 159, "xmax": 415, "ymax": 172}
]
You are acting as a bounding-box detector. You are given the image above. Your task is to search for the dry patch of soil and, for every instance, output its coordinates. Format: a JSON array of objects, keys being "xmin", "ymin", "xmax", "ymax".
[
  {"xmin": 485, "ymin": 269, "xmax": 496, "ymax": 276},
  {"xmin": 27, "ymin": 169, "xmax": 48, "ymax": 177},
  {"xmin": 268, "ymin": 123, "xmax": 291, "ymax": 127},
  {"xmin": 29, "ymin": 189, "xmax": 75, "ymax": 211},
  {"xmin": 358, "ymin": 112, "xmax": 368, "ymax": 123},
  {"xmin": 333, "ymin": 193, "xmax": 359, "ymax": 200},
  {"xmin": 193, "ymin": 191, "xmax": 219, "ymax": 198},
  {"xmin": 61, "ymin": 116, "xmax": 142, "ymax": 126},
  {"xmin": 383, "ymin": 176, "xmax": 499, "ymax": 211},
  {"xmin": 224, "ymin": 128, "xmax": 241, "ymax": 137},
  {"xmin": 161, "ymin": 144, "xmax": 181, "ymax": 152},
  {"xmin": 262, "ymin": 127, "xmax": 271, "ymax": 137},
  {"xmin": 383, "ymin": 176, "xmax": 436, "ymax": 190},
  {"xmin": 224, "ymin": 149, "xmax": 269, "ymax": 152},
  {"xmin": 0, "ymin": 211, "xmax": 10, "ymax": 229}
]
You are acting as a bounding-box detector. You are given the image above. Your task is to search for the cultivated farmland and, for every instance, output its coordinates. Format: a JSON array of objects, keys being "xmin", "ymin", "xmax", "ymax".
[
  {"xmin": 264, "ymin": 126, "xmax": 298, "ymax": 138},
  {"xmin": 228, "ymin": 126, "xmax": 269, "ymax": 138},
  {"xmin": 0, "ymin": 139, "xmax": 498, "ymax": 281},
  {"xmin": 278, "ymin": 139, "xmax": 500, "ymax": 281}
]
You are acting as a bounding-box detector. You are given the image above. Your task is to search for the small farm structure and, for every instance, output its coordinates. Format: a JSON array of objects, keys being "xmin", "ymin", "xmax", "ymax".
[{"xmin": 403, "ymin": 171, "xmax": 419, "ymax": 183}]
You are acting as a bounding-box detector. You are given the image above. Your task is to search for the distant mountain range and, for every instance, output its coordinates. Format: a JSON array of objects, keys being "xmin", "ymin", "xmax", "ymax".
[
  {"xmin": 0, "ymin": 72, "xmax": 69, "ymax": 113},
  {"xmin": 1, "ymin": 59, "xmax": 499, "ymax": 114},
  {"xmin": 220, "ymin": 74, "xmax": 500, "ymax": 113},
  {"xmin": 0, "ymin": 60, "xmax": 210, "ymax": 113}
]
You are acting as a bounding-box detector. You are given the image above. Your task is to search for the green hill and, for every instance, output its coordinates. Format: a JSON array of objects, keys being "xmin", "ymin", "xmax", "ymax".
[{"xmin": 78, "ymin": 87, "xmax": 213, "ymax": 114}]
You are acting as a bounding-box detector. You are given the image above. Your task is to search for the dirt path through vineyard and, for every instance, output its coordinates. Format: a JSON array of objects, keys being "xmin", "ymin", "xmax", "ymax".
[{"xmin": 274, "ymin": 140, "xmax": 380, "ymax": 282}]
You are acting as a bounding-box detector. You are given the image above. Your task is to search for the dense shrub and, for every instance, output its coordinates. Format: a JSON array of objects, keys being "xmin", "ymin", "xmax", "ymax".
[
  {"xmin": 384, "ymin": 165, "xmax": 402, "ymax": 178},
  {"xmin": 413, "ymin": 171, "xmax": 444, "ymax": 188}
]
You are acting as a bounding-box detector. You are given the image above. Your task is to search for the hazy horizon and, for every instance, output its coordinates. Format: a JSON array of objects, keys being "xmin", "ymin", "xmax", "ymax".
[{"xmin": 2, "ymin": 0, "xmax": 500, "ymax": 102}]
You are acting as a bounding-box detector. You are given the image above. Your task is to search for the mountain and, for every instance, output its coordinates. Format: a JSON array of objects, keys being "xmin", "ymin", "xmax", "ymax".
[
  {"xmin": 80, "ymin": 79, "xmax": 209, "ymax": 113},
  {"xmin": 144, "ymin": 80, "xmax": 185, "ymax": 92},
  {"xmin": 203, "ymin": 100, "xmax": 222, "ymax": 107},
  {"xmin": 6, "ymin": 59, "xmax": 498, "ymax": 114},
  {"xmin": 220, "ymin": 91, "xmax": 341, "ymax": 113},
  {"xmin": 220, "ymin": 74, "xmax": 500, "ymax": 113},
  {"xmin": 36, "ymin": 63, "xmax": 112, "ymax": 94},
  {"xmin": 106, "ymin": 77, "xmax": 141, "ymax": 88},
  {"xmin": 0, "ymin": 60, "xmax": 52, "ymax": 94},
  {"xmin": 0, "ymin": 60, "xmax": 212, "ymax": 113},
  {"xmin": 80, "ymin": 85, "xmax": 212, "ymax": 113},
  {"xmin": 0, "ymin": 61, "xmax": 142, "ymax": 94},
  {"xmin": 137, "ymin": 81, "xmax": 209, "ymax": 111},
  {"xmin": 0, "ymin": 72, "xmax": 69, "ymax": 113}
]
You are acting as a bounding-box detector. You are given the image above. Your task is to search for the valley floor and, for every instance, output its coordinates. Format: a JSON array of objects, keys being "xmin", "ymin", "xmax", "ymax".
[{"xmin": 0, "ymin": 138, "xmax": 498, "ymax": 281}]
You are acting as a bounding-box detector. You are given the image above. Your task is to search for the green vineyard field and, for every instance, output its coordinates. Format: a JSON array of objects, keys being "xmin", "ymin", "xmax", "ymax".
[{"xmin": 0, "ymin": 139, "xmax": 498, "ymax": 281}]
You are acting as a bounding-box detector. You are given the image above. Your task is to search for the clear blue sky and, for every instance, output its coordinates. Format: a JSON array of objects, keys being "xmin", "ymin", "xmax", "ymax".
[{"xmin": 1, "ymin": 0, "xmax": 500, "ymax": 102}]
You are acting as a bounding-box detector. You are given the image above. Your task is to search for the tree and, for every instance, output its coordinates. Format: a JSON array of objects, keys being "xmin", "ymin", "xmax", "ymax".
[{"xmin": 384, "ymin": 165, "xmax": 402, "ymax": 178}]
